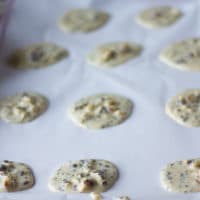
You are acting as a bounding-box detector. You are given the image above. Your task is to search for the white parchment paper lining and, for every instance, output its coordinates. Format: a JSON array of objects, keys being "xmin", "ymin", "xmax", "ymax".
[{"xmin": 1, "ymin": 0, "xmax": 200, "ymax": 200}]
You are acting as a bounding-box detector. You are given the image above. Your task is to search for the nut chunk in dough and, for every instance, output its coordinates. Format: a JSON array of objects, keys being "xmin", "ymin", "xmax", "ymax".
[
  {"xmin": 136, "ymin": 6, "xmax": 182, "ymax": 29},
  {"xmin": 161, "ymin": 158, "xmax": 200, "ymax": 193},
  {"xmin": 166, "ymin": 89, "xmax": 200, "ymax": 127},
  {"xmin": 87, "ymin": 42, "xmax": 142, "ymax": 68},
  {"xmin": 0, "ymin": 160, "xmax": 35, "ymax": 192},
  {"xmin": 7, "ymin": 43, "xmax": 68, "ymax": 69},
  {"xmin": 160, "ymin": 38, "xmax": 200, "ymax": 71},
  {"xmin": 48, "ymin": 159, "xmax": 118, "ymax": 193},
  {"xmin": 69, "ymin": 94, "xmax": 133, "ymax": 129},
  {"xmin": 0, "ymin": 92, "xmax": 48, "ymax": 124},
  {"xmin": 59, "ymin": 9, "xmax": 110, "ymax": 33}
]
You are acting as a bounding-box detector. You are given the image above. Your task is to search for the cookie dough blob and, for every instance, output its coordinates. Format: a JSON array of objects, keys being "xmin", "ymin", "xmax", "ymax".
[
  {"xmin": 160, "ymin": 38, "xmax": 200, "ymax": 71},
  {"xmin": 160, "ymin": 158, "xmax": 200, "ymax": 193},
  {"xmin": 166, "ymin": 89, "xmax": 200, "ymax": 127},
  {"xmin": 0, "ymin": 92, "xmax": 48, "ymax": 124},
  {"xmin": 69, "ymin": 94, "xmax": 133, "ymax": 129},
  {"xmin": 59, "ymin": 9, "xmax": 110, "ymax": 33},
  {"xmin": 136, "ymin": 6, "xmax": 182, "ymax": 29},
  {"xmin": 48, "ymin": 159, "xmax": 118, "ymax": 193},
  {"xmin": 87, "ymin": 42, "xmax": 142, "ymax": 68},
  {"xmin": 7, "ymin": 43, "xmax": 68, "ymax": 69},
  {"xmin": 0, "ymin": 160, "xmax": 34, "ymax": 192}
]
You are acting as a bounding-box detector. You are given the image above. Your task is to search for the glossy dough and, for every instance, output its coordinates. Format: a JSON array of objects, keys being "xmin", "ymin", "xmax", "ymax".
[
  {"xmin": 166, "ymin": 89, "xmax": 200, "ymax": 127},
  {"xmin": 8, "ymin": 43, "xmax": 68, "ymax": 69},
  {"xmin": 59, "ymin": 9, "xmax": 110, "ymax": 33},
  {"xmin": 87, "ymin": 42, "xmax": 142, "ymax": 68},
  {"xmin": 161, "ymin": 158, "xmax": 200, "ymax": 193},
  {"xmin": 136, "ymin": 6, "xmax": 182, "ymax": 29},
  {"xmin": 0, "ymin": 160, "xmax": 34, "ymax": 192},
  {"xmin": 69, "ymin": 94, "xmax": 133, "ymax": 129},
  {"xmin": 160, "ymin": 38, "xmax": 200, "ymax": 71},
  {"xmin": 48, "ymin": 159, "xmax": 118, "ymax": 193},
  {"xmin": 0, "ymin": 92, "xmax": 48, "ymax": 124}
]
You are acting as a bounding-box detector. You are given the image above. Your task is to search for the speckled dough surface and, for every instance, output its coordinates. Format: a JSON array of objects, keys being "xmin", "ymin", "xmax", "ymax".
[
  {"xmin": 161, "ymin": 158, "xmax": 200, "ymax": 193},
  {"xmin": 87, "ymin": 42, "xmax": 142, "ymax": 68},
  {"xmin": 136, "ymin": 6, "xmax": 182, "ymax": 29},
  {"xmin": 0, "ymin": 160, "xmax": 34, "ymax": 192},
  {"xmin": 8, "ymin": 43, "xmax": 68, "ymax": 69},
  {"xmin": 0, "ymin": 92, "xmax": 48, "ymax": 124},
  {"xmin": 166, "ymin": 89, "xmax": 200, "ymax": 127},
  {"xmin": 48, "ymin": 159, "xmax": 118, "ymax": 193},
  {"xmin": 160, "ymin": 38, "xmax": 200, "ymax": 71},
  {"xmin": 69, "ymin": 94, "xmax": 133, "ymax": 129},
  {"xmin": 59, "ymin": 9, "xmax": 110, "ymax": 33}
]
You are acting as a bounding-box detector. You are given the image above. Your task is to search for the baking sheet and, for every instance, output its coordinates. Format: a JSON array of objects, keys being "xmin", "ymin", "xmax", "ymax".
[{"xmin": 1, "ymin": 0, "xmax": 200, "ymax": 199}]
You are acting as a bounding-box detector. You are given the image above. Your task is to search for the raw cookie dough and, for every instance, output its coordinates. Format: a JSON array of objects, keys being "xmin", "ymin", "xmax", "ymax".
[
  {"xmin": 87, "ymin": 42, "xmax": 142, "ymax": 68},
  {"xmin": 0, "ymin": 92, "xmax": 48, "ymax": 124},
  {"xmin": 160, "ymin": 38, "xmax": 200, "ymax": 71},
  {"xmin": 0, "ymin": 160, "xmax": 34, "ymax": 192},
  {"xmin": 7, "ymin": 43, "xmax": 68, "ymax": 69},
  {"xmin": 166, "ymin": 89, "xmax": 200, "ymax": 127},
  {"xmin": 59, "ymin": 9, "xmax": 110, "ymax": 33},
  {"xmin": 136, "ymin": 6, "xmax": 182, "ymax": 29},
  {"xmin": 69, "ymin": 94, "xmax": 133, "ymax": 129},
  {"xmin": 160, "ymin": 158, "xmax": 200, "ymax": 193},
  {"xmin": 48, "ymin": 159, "xmax": 118, "ymax": 193}
]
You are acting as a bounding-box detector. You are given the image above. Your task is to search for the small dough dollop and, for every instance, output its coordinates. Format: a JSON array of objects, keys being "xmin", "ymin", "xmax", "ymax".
[
  {"xmin": 87, "ymin": 42, "xmax": 142, "ymax": 68},
  {"xmin": 160, "ymin": 38, "xmax": 200, "ymax": 71},
  {"xmin": 48, "ymin": 159, "xmax": 118, "ymax": 193},
  {"xmin": 136, "ymin": 6, "xmax": 182, "ymax": 29},
  {"xmin": 166, "ymin": 89, "xmax": 200, "ymax": 127},
  {"xmin": 69, "ymin": 94, "xmax": 133, "ymax": 129},
  {"xmin": 8, "ymin": 43, "xmax": 68, "ymax": 69},
  {"xmin": 161, "ymin": 158, "xmax": 200, "ymax": 193},
  {"xmin": 59, "ymin": 9, "xmax": 110, "ymax": 33},
  {"xmin": 0, "ymin": 92, "xmax": 48, "ymax": 124},
  {"xmin": 0, "ymin": 160, "xmax": 34, "ymax": 192}
]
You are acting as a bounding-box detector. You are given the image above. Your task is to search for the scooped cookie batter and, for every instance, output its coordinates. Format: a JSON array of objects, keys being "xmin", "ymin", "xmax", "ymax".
[
  {"xmin": 8, "ymin": 43, "xmax": 68, "ymax": 69},
  {"xmin": 160, "ymin": 38, "xmax": 200, "ymax": 71},
  {"xmin": 166, "ymin": 89, "xmax": 200, "ymax": 127},
  {"xmin": 48, "ymin": 159, "xmax": 118, "ymax": 193},
  {"xmin": 0, "ymin": 92, "xmax": 48, "ymax": 124},
  {"xmin": 87, "ymin": 42, "xmax": 142, "ymax": 68},
  {"xmin": 69, "ymin": 94, "xmax": 133, "ymax": 129},
  {"xmin": 59, "ymin": 9, "xmax": 110, "ymax": 33},
  {"xmin": 136, "ymin": 6, "xmax": 182, "ymax": 29},
  {"xmin": 161, "ymin": 158, "xmax": 200, "ymax": 193},
  {"xmin": 0, "ymin": 160, "xmax": 34, "ymax": 192}
]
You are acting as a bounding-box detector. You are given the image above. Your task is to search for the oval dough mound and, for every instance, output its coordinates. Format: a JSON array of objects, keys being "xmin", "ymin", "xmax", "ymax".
[
  {"xmin": 59, "ymin": 9, "xmax": 110, "ymax": 33},
  {"xmin": 87, "ymin": 42, "xmax": 142, "ymax": 68},
  {"xmin": 166, "ymin": 89, "xmax": 200, "ymax": 127},
  {"xmin": 8, "ymin": 43, "xmax": 68, "ymax": 69},
  {"xmin": 0, "ymin": 92, "xmax": 48, "ymax": 124},
  {"xmin": 48, "ymin": 159, "xmax": 118, "ymax": 193},
  {"xmin": 160, "ymin": 38, "xmax": 200, "ymax": 71},
  {"xmin": 69, "ymin": 94, "xmax": 133, "ymax": 129},
  {"xmin": 0, "ymin": 160, "xmax": 34, "ymax": 192},
  {"xmin": 160, "ymin": 158, "xmax": 200, "ymax": 193},
  {"xmin": 136, "ymin": 6, "xmax": 182, "ymax": 29}
]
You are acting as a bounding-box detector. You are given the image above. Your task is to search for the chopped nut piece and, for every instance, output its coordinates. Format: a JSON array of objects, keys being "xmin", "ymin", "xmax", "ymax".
[
  {"xmin": 116, "ymin": 196, "xmax": 130, "ymax": 200},
  {"xmin": 102, "ymin": 49, "xmax": 116, "ymax": 62},
  {"xmin": 78, "ymin": 179, "xmax": 96, "ymax": 192},
  {"xmin": 119, "ymin": 43, "xmax": 132, "ymax": 53},
  {"xmin": 90, "ymin": 192, "xmax": 102, "ymax": 200},
  {"xmin": 190, "ymin": 160, "xmax": 200, "ymax": 169}
]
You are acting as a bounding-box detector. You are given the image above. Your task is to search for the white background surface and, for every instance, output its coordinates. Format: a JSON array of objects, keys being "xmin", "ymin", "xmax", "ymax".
[{"xmin": 1, "ymin": 0, "xmax": 200, "ymax": 199}]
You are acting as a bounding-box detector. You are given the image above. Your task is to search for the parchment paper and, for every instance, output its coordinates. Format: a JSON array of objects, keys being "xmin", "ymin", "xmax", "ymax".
[{"xmin": 1, "ymin": 0, "xmax": 200, "ymax": 200}]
